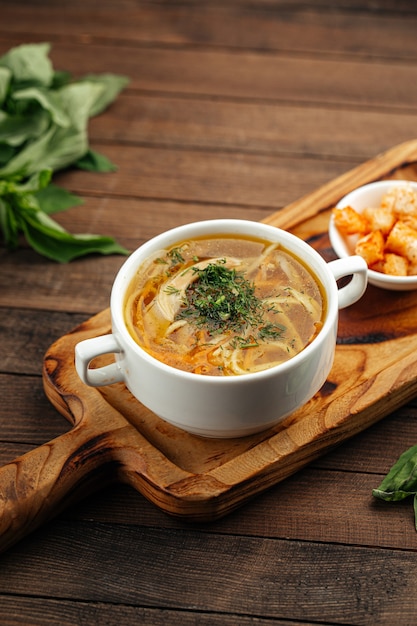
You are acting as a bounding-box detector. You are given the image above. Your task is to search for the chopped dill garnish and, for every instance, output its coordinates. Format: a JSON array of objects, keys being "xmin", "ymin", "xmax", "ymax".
[
  {"xmin": 167, "ymin": 246, "xmax": 185, "ymax": 265},
  {"xmin": 230, "ymin": 335, "xmax": 260, "ymax": 349},
  {"xmin": 157, "ymin": 246, "xmax": 188, "ymax": 277},
  {"xmin": 164, "ymin": 285, "xmax": 181, "ymax": 295},
  {"xmin": 175, "ymin": 260, "xmax": 285, "ymax": 345},
  {"xmin": 258, "ymin": 322, "xmax": 285, "ymax": 341}
]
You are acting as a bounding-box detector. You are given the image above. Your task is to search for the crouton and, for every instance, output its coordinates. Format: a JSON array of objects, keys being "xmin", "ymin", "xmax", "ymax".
[
  {"xmin": 400, "ymin": 214, "xmax": 417, "ymax": 231},
  {"xmin": 332, "ymin": 205, "xmax": 369, "ymax": 235},
  {"xmin": 355, "ymin": 230, "xmax": 385, "ymax": 266},
  {"xmin": 381, "ymin": 183, "xmax": 417, "ymax": 218},
  {"xmin": 362, "ymin": 206, "xmax": 396, "ymax": 236},
  {"xmin": 386, "ymin": 221, "xmax": 417, "ymax": 263},
  {"xmin": 382, "ymin": 253, "xmax": 409, "ymax": 276}
]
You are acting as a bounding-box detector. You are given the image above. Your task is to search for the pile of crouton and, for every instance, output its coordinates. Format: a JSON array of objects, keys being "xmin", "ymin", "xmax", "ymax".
[{"xmin": 332, "ymin": 183, "xmax": 417, "ymax": 276}]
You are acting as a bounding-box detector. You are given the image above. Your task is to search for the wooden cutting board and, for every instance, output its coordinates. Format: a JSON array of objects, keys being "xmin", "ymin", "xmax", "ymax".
[{"xmin": 2, "ymin": 140, "xmax": 417, "ymax": 553}]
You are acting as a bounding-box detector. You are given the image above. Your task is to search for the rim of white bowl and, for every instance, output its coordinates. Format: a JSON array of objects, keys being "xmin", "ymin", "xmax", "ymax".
[{"xmin": 113, "ymin": 219, "xmax": 339, "ymax": 382}]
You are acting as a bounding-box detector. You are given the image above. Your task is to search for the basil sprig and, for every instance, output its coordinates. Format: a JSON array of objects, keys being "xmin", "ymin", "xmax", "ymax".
[
  {"xmin": 372, "ymin": 443, "xmax": 417, "ymax": 530},
  {"xmin": 0, "ymin": 42, "xmax": 129, "ymax": 262}
]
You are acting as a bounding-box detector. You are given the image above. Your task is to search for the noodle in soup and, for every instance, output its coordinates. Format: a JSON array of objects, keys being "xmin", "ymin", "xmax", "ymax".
[{"xmin": 124, "ymin": 235, "xmax": 325, "ymax": 376}]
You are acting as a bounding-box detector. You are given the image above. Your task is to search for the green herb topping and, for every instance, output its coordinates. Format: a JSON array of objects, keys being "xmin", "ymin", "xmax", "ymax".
[
  {"xmin": 167, "ymin": 246, "xmax": 185, "ymax": 265},
  {"xmin": 175, "ymin": 260, "xmax": 285, "ymax": 346}
]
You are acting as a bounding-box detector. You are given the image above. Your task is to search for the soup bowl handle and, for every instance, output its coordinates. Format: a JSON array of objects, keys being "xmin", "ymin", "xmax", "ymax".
[
  {"xmin": 75, "ymin": 334, "xmax": 125, "ymax": 387},
  {"xmin": 328, "ymin": 256, "xmax": 368, "ymax": 310}
]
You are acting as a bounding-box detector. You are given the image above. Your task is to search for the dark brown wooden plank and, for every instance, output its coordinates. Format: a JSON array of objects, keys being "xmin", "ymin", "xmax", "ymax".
[
  {"xmin": 48, "ymin": 44, "xmax": 417, "ymax": 111},
  {"xmin": 0, "ymin": 250, "xmax": 125, "ymax": 315},
  {"xmin": 53, "ymin": 145, "xmax": 353, "ymax": 208},
  {"xmin": 2, "ymin": 0, "xmax": 416, "ymax": 10},
  {"xmin": 89, "ymin": 93, "xmax": 417, "ymax": 161},
  {"xmin": 216, "ymin": 0, "xmax": 417, "ymax": 10},
  {"xmin": 0, "ymin": 374, "xmax": 69, "ymax": 446},
  {"xmin": 2, "ymin": 4, "xmax": 417, "ymax": 61},
  {"xmin": 0, "ymin": 39, "xmax": 416, "ymax": 111},
  {"xmin": 0, "ymin": 309, "xmax": 86, "ymax": 374},
  {"xmin": 0, "ymin": 595, "xmax": 308, "ymax": 626},
  {"xmin": 67, "ymin": 465, "xmax": 415, "ymax": 548},
  {"xmin": 0, "ymin": 520, "xmax": 415, "ymax": 625}
]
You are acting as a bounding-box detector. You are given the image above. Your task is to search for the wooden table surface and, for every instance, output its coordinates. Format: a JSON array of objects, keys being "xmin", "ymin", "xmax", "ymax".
[{"xmin": 2, "ymin": 1, "xmax": 417, "ymax": 624}]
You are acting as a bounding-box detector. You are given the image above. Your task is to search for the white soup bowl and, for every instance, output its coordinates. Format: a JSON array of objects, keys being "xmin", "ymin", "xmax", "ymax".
[{"xmin": 75, "ymin": 219, "xmax": 367, "ymax": 438}]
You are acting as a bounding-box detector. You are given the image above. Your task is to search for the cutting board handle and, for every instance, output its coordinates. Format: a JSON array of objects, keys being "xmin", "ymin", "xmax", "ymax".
[{"xmin": 0, "ymin": 424, "xmax": 115, "ymax": 553}]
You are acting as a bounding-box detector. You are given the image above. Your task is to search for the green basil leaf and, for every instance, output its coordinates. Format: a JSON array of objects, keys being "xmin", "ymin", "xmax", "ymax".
[
  {"xmin": 0, "ymin": 82, "xmax": 107, "ymax": 178},
  {"xmin": 13, "ymin": 190, "xmax": 41, "ymax": 212},
  {"xmin": 15, "ymin": 169, "xmax": 52, "ymax": 193},
  {"xmin": 20, "ymin": 207, "xmax": 129, "ymax": 262},
  {"xmin": 51, "ymin": 70, "xmax": 71, "ymax": 89},
  {"xmin": 0, "ymin": 197, "xmax": 20, "ymax": 248},
  {"xmin": 34, "ymin": 183, "xmax": 84, "ymax": 215},
  {"xmin": 78, "ymin": 73, "xmax": 130, "ymax": 117},
  {"xmin": 0, "ymin": 66, "xmax": 11, "ymax": 107},
  {"xmin": 0, "ymin": 109, "xmax": 50, "ymax": 146},
  {"xmin": 0, "ymin": 169, "xmax": 52, "ymax": 196},
  {"xmin": 0, "ymin": 42, "xmax": 129, "ymax": 261},
  {"xmin": 0, "ymin": 42, "xmax": 53, "ymax": 87},
  {"xmin": 372, "ymin": 444, "xmax": 417, "ymax": 502},
  {"xmin": 60, "ymin": 81, "xmax": 107, "ymax": 127},
  {"xmin": 75, "ymin": 149, "xmax": 116, "ymax": 172},
  {"xmin": 13, "ymin": 86, "xmax": 70, "ymax": 127},
  {"xmin": 0, "ymin": 123, "xmax": 85, "ymax": 177},
  {"xmin": 0, "ymin": 144, "xmax": 17, "ymax": 165}
]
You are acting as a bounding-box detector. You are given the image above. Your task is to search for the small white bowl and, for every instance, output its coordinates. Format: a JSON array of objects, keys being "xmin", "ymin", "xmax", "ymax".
[{"xmin": 329, "ymin": 180, "xmax": 417, "ymax": 290}]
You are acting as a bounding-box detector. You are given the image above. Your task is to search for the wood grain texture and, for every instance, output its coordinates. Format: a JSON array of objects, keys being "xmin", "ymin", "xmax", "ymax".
[
  {"xmin": 2, "ymin": 142, "xmax": 417, "ymax": 553},
  {"xmin": 45, "ymin": 44, "xmax": 417, "ymax": 110},
  {"xmin": 2, "ymin": 3, "xmax": 417, "ymax": 624},
  {"xmin": 54, "ymin": 145, "xmax": 351, "ymax": 208},
  {"xmin": 0, "ymin": 595, "xmax": 286, "ymax": 626},
  {"xmin": 66, "ymin": 464, "xmax": 417, "ymax": 550},
  {"xmin": 2, "ymin": 37, "xmax": 417, "ymax": 112},
  {"xmin": 3, "ymin": 3, "xmax": 417, "ymax": 61},
  {"xmin": 1, "ymin": 520, "xmax": 416, "ymax": 624},
  {"xmin": 88, "ymin": 93, "xmax": 417, "ymax": 160}
]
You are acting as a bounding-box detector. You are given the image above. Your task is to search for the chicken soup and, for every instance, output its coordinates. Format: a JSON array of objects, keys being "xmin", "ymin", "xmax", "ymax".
[{"xmin": 124, "ymin": 235, "xmax": 325, "ymax": 376}]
